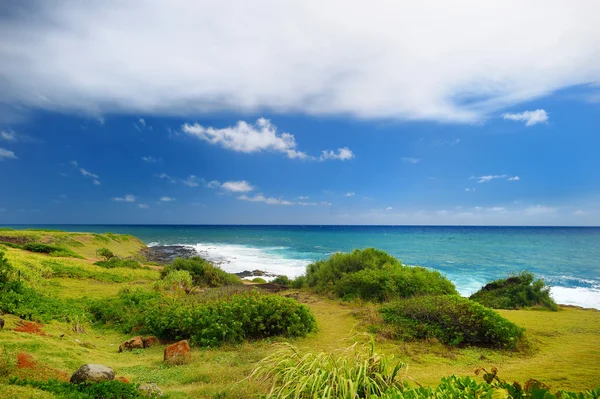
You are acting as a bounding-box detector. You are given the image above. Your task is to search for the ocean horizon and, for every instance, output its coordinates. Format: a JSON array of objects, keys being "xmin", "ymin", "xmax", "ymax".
[{"xmin": 5, "ymin": 224, "xmax": 600, "ymax": 309}]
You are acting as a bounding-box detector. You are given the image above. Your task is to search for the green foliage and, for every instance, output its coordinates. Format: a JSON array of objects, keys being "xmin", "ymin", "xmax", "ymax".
[
  {"xmin": 161, "ymin": 257, "xmax": 242, "ymax": 287},
  {"xmin": 291, "ymin": 275, "xmax": 306, "ymax": 289},
  {"xmin": 45, "ymin": 261, "xmax": 129, "ymax": 283},
  {"xmin": 251, "ymin": 277, "xmax": 267, "ymax": 283},
  {"xmin": 22, "ymin": 243, "xmax": 83, "ymax": 259},
  {"xmin": 96, "ymin": 247, "xmax": 115, "ymax": 260},
  {"xmin": 0, "ymin": 346, "xmax": 16, "ymax": 378},
  {"xmin": 8, "ymin": 377, "xmax": 143, "ymax": 399},
  {"xmin": 250, "ymin": 341, "xmax": 405, "ymax": 399},
  {"xmin": 0, "ymin": 250, "xmax": 13, "ymax": 283},
  {"xmin": 154, "ymin": 270, "xmax": 193, "ymax": 292},
  {"xmin": 380, "ymin": 295, "xmax": 524, "ymax": 349},
  {"xmin": 305, "ymin": 248, "xmax": 457, "ymax": 301},
  {"xmin": 90, "ymin": 289, "xmax": 316, "ymax": 347},
  {"xmin": 271, "ymin": 275, "xmax": 291, "ymax": 286},
  {"xmin": 0, "ymin": 241, "xmax": 23, "ymax": 249},
  {"xmin": 94, "ymin": 257, "xmax": 145, "ymax": 270},
  {"xmin": 470, "ymin": 271, "xmax": 558, "ymax": 311}
]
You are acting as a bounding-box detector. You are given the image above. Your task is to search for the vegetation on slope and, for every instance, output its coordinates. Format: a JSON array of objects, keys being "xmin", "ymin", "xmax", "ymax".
[
  {"xmin": 304, "ymin": 248, "xmax": 458, "ymax": 301},
  {"xmin": 160, "ymin": 256, "xmax": 242, "ymax": 287},
  {"xmin": 470, "ymin": 271, "xmax": 558, "ymax": 311}
]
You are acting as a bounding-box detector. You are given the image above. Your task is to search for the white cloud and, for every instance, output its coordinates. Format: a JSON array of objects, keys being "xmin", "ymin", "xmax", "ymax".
[
  {"xmin": 298, "ymin": 201, "xmax": 318, "ymax": 206},
  {"xmin": 155, "ymin": 173, "xmax": 176, "ymax": 183},
  {"xmin": 489, "ymin": 206, "xmax": 506, "ymax": 212},
  {"xmin": 2, "ymin": 3, "xmax": 599, "ymax": 122},
  {"xmin": 401, "ymin": 157, "xmax": 420, "ymax": 164},
  {"xmin": 573, "ymin": 210, "xmax": 585, "ymax": 216},
  {"xmin": 320, "ymin": 147, "xmax": 355, "ymax": 161},
  {"xmin": 93, "ymin": 179, "xmax": 101, "ymax": 185},
  {"xmin": 0, "ymin": 131, "xmax": 16, "ymax": 141},
  {"xmin": 141, "ymin": 156, "xmax": 158, "ymax": 163},
  {"xmin": 386, "ymin": 206, "xmax": 393, "ymax": 210},
  {"xmin": 182, "ymin": 118, "xmax": 310, "ymax": 159},
  {"xmin": 221, "ymin": 180, "xmax": 254, "ymax": 193},
  {"xmin": 345, "ymin": 192, "xmax": 355, "ymax": 197},
  {"xmin": 508, "ymin": 176, "xmax": 520, "ymax": 181},
  {"xmin": 139, "ymin": 118, "xmax": 146, "ymax": 126},
  {"xmin": 298, "ymin": 196, "xmax": 309, "ymax": 200},
  {"xmin": 524, "ymin": 205, "xmax": 556, "ymax": 215},
  {"xmin": 138, "ymin": 203, "xmax": 149, "ymax": 209},
  {"xmin": 113, "ymin": 194, "xmax": 136, "ymax": 202},
  {"xmin": 182, "ymin": 175, "xmax": 201, "ymax": 187},
  {"xmin": 503, "ymin": 109, "xmax": 549, "ymax": 126},
  {"xmin": 206, "ymin": 180, "xmax": 221, "ymax": 188},
  {"xmin": 321, "ymin": 201, "xmax": 333, "ymax": 206},
  {"xmin": 465, "ymin": 188, "xmax": 475, "ymax": 192},
  {"xmin": 238, "ymin": 194, "xmax": 294, "ymax": 205},
  {"xmin": 70, "ymin": 160, "xmax": 78, "ymax": 167},
  {"xmin": 0, "ymin": 130, "xmax": 40, "ymax": 143},
  {"xmin": 80, "ymin": 168, "xmax": 99, "ymax": 179},
  {"xmin": 470, "ymin": 174, "xmax": 520, "ymax": 184},
  {"xmin": 160, "ymin": 196, "xmax": 175, "ymax": 202},
  {"xmin": 0, "ymin": 148, "xmax": 17, "ymax": 160}
]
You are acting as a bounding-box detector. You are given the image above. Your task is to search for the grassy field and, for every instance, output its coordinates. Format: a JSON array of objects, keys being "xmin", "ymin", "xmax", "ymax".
[{"xmin": 0, "ymin": 231, "xmax": 599, "ymax": 398}]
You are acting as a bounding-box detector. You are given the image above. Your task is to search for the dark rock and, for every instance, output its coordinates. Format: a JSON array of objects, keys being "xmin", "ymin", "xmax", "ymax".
[
  {"xmin": 70, "ymin": 364, "xmax": 114, "ymax": 384},
  {"xmin": 0, "ymin": 317, "xmax": 4, "ymax": 330},
  {"xmin": 143, "ymin": 336, "xmax": 160, "ymax": 348},
  {"xmin": 142, "ymin": 245, "xmax": 198, "ymax": 265},
  {"xmin": 235, "ymin": 269, "xmax": 279, "ymax": 279},
  {"xmin": 164, "ymin": 340, "xmax": 191, "ymax": 365}
]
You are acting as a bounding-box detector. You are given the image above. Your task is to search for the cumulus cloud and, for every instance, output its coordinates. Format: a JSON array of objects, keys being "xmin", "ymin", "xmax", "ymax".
[
  {"xmin": 113, "ymin": 194, "xmax": 136, "ymax": 202},
  {"xmin": 345, "ymin": 192, "xmax": 355, "ymax": 197},
  {"xmin": 386, "ymin": 207, "xmax": 393, "ymax": 210},
  {"xmin": 221, "ymin": 180, "xmax": 254, "ymax": 193},
  {"xmin": 320, "ymin": 147, "xmax": 355, "ymax": 161},
  {"xmin": 159, "ymin": 196, "xmax": 175, "ymax": 202},
  {"xmin": 155, "ymin": 173, "xmax": 176, "ymax": 183},
  {"xmin": 0, "ymin": 148, "xmax": 17, "ymax": 160},
  {"xmin": 508, "ymin": 176, "xmax": 520, "ymax": 181},
  {"xmin": 2, "ymin": 2, "xmax": 599, "ymax": 122},
  {"xmin": 401, "ymin": 157, "xmax": 420, "ymax": 164},
  {"xmin": 465, "ymin": 188, "xmax": 475, "ymax": 192},
  {"xmin": 503, "ymin": 109, "xmax": 549, "ymax": 126},
  {"xmin": 182, "ymin": 175, "xmax": 201, "ymax": 187}
]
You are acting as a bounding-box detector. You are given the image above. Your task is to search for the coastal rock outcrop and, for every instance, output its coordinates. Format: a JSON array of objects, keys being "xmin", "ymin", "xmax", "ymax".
[
  {"xmin": 164, "ymin": 340, "xmax": 191, "ymax": 365},
  {"xmin": 70, "ymin": 364, "xmax": 115, "ymax": 384},
  {"xmin": 138, "ymin": 382, "xmax": 164, "ymax": 397},
  {"xmin": 118, "ymin": 336, "xmax": 144, "ymax": 352}
]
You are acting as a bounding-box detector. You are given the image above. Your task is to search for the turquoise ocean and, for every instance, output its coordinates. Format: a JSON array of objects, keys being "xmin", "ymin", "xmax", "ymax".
[{"xmin": 10, "ymin": 225, "xmax": 600, "ymax": 309}]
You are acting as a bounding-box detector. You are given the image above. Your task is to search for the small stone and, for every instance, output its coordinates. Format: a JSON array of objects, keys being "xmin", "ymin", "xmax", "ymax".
[
  {"xmin": 70, "ymin": 364, "xmax": 115, "ymax": 384},
  {"xmin": 163, "ymin": 340, "xmax": 191, "ymax": 365},
  {"xmin": 118, "ymin": 336, "xmax": 144, "ymax": 352},
  {"xmin": 143, "ymin": 336, "xmax": 160, "ymax": 348},
  {"xmin": 138, "ymin": 382, "xmax": 163, "ymax": 397},
  {"xmin": 0, "ymin": 317, "xmax": 5, "ymax": 330}
]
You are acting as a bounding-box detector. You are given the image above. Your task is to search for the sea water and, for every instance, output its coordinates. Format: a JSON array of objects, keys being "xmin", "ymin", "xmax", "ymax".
[{"xmin": 11, "ymin": 225, "xmax": 600, "ymax": 309}]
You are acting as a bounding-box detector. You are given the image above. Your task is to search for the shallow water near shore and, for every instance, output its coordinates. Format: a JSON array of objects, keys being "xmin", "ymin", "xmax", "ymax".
[{"xmin": 8, "ymin": 224, "xmax": 600, "ymax": 308}]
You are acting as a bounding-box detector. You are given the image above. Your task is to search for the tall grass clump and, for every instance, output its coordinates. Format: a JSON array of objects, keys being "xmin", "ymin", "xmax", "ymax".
[
  {"xmin": 161, "ymin": 257, "xmax": 242, "ymax": 287},
  {"xmin": 250, "ymin": 340, "xmax": 406, "ymax": 399},
  {"xmin": 380, "ymin": 295, "xmax": 524, "ymax": 349},
  {"xmin": 470, "ymin": 271, "xmax": 558, "ymax": 311},
  {"xmin": 22, "ymin": 243, "xmax": 83, "ymax": 259},
  {"xmin": 305, "ymin": 248, "xmax": 457, "ymax": 301}
]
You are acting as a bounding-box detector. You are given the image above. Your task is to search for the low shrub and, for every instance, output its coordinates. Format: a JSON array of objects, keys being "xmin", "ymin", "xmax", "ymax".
[
  {"xmin": 251, "ymin": 277, "xmax": 267, "ymax": 283},
  {"xmin": 22, "ymin": 243, "xmax": 83, "ymax": 259},
  {"xmin": 470, "ymin": 271, "xmax": 558, "ymax": 311},
  {"xmin": 161, "ymin": 257, "xmax": 242, "ymax": 287},
  {"xmin": 46, "ymin": 262, "xmax": 128, "ymax": 283},
  {"xmin": 94, "ymin": 257, "xmax": 145, "ymax": 269},
  {"xmin": 8, "ymin": 378, "xmax": 142, "ymax": 399},
  {"xmin": 96, "ymin": 247, "xmax": 115, "ymax": 260},
  {"xmin": 271, "ymin": 275, "xmax": 292, "ymax": 286},
  {"xmin": 0, "ymin": 346, "xmax": 16, "ymax": 378},
  {"xmin": 380, "ymin": 295, "xmax": 524, "ymax": 349},
  {"xmin": 305, "ymin": 248, "xmax": 457, "ymax": 301},
  {"xmin": 154, "ymin": 270, "xmax": 193, "ymax": 292},
  {"xmin": 87, "ymin": 289, "xmax": 161, "ymax": 332}
]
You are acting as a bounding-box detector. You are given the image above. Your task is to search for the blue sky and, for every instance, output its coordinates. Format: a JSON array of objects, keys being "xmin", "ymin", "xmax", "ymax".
[{"xmin": 1, "ymin": 1, "xmax": 599, "ymax": 225}]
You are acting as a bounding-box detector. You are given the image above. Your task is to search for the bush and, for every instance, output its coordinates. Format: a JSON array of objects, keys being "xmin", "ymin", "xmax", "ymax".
[
  {"xmin": 305, "ymin": 248, "xmax": 457, "ymax": 301},
  {"xmin": 470, "ymin": 271, "xmax": 558, "ymax": 311},
  {"xmin": 251, "ymin": 277, "xmax": 267, "ymax": 283},
  {"xmin": 9, "ymin": 378, "xmax": 142, "ymax": 399},
  {"xmin": 96, "ymin": 247, "xmax": 115, "ymax": 260},
  {"xmin": 161, "ymin": 257, "xmax": 242, "ymax": 287},
  {"xmin": 154, "ymin": 270, "xmax": 193, "ymax": 292},
  {"xmin": 94, "ymin": 257, "xmax": 145, "ymax": 269},
  {"xmin": 271, "ymin": 275, "xmax": 292, "ymax": 286},
  {"xmin": 380, "ymin": 295, "xmax": 524, "ymax": 349},
  {"xmin": 22, "ymin": 243, "xmax": 83, "ymax": 259}
]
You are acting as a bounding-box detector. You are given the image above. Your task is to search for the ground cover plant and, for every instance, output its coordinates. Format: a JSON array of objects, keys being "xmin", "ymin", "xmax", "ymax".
[
  {"xmin": 305, "ymin": 248, "xmax": 457, "ymax": 301},
  {"xmin": 160, "ymin": 256, "xmax": 242, "ymax": 287},
  {"xmin": 470, "ymin": 271, "xmax": 558, "ymax": 311},
  {"xmin": 379, "ymin": 295, "xmax": 524, "ymax": 349},
  {"xmin": 8, "ymin": 378, "xmax": 144, "ymax": 399},
  {"xmin": 22, "ymin": 243, "xmax": 83, "ymax": 259},
  {"xmin": 93, "ymin": 257, "xmax": 146, "ymax": 270}
]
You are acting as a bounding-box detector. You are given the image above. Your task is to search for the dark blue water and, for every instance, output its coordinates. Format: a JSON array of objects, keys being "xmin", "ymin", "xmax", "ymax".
[{"xmin": 7, "ymin": 225, "xmax": 600, "ymax": 308}]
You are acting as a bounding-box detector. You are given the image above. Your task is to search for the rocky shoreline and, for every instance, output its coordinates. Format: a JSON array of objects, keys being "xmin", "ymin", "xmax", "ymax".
[{"xmin": 144, "ymin": 245, "xmax": 281, "ymax": 279}]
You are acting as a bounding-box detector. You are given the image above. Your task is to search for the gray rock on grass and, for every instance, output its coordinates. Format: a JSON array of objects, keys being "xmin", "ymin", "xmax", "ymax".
[{"xmin": 70, "ymin": 364, "xmax": 115, "ymax": 384}]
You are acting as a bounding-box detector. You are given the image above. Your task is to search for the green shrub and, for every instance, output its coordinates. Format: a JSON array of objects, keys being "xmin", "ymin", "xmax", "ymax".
[
  {"xmin": 0, "ymin": 346, "xmax": 16, "ymax": 378},
  {"xmin": 154, "ymin": 270, "xmax": 193, "ymax": 292},
  {"xmin": 96, "ymin": 247, "xmax": 115, "ymax": 260},
  {"xmin": 88, "ymin": 289, "xmax": 161, "ymax": 332},
  {"xmin": 22, "ymin": 243, "xmax": 83, "ymax": 259},
  {"xmin": 161, "ymin": 257, "xmax": 242, "ymax": 287},
  {"xmin": 380, "ymin": 295, "xmax": 524, "ymax": 349},
  {"xmin": 0, "ymin": 250, "xmax": 13, "ymax": 283},
  {"xmin": 94, "ymin": 257, "xmax": 145, "ymax": 269},
  {"xmin": 9, "ymin": 378, "xmax": 142, "ymax": 399},
  {"xmin": 271, "ymin": 275, "xmax": 292, "ymax": 286},
  {"xmin": 45, "ymin": 261, "xmax": 128, "ymax": 283},
  {"xmin": 470, "ymin": 271, "xmax": 558, "ymax": 311},
  {"xmin": 291, "ymin": 275, "xmax": 306, "ymax": 289},
  {"xmin": 251, "ymin": 277, "xmax": 267, "ymax": 283},
  {"xmin": 305, "ymin": 248, "xmax": 457, "ymax": 301}
]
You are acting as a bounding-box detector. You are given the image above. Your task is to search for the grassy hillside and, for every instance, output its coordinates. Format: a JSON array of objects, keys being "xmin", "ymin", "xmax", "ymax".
[{"xmin": 0, "ymin": 231, "xmax": 599, "ymax": 398}]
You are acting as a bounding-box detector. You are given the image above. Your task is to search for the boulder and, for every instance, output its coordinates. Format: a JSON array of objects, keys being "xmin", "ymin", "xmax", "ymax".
[
  {"xmin": 163, "ymin": 340, "xmax": 191, "ymax": 365},
  {"xmin": 0, "ymin": 317, "xmax": 4, "ymax": 330},
  {"xmin": 138, "ymin": 382, "xmax": 163, "ymax": 397},
  {"xmin": 118, "ymin": 336, "xmax": 144, "ymax": 352},
  {"xmin": 143, "ymin": 336, "xmax": 160, "ymax": 348},
  {"xmin": 70, "ymin": 364, "xmax": 114, "ymax": 384}
]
